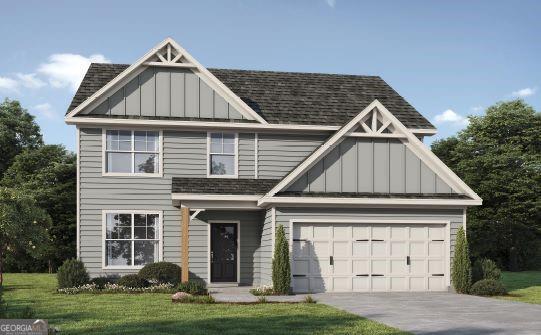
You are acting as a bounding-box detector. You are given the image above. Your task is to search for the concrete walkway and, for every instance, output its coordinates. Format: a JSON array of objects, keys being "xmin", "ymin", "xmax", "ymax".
[
  {"xmin": 314, "ymin": 292, "xmax": 541, "ymax": 335},
  {"xmin": 210, "ymin": 286, "xmax": 309, "ymax": 303}
]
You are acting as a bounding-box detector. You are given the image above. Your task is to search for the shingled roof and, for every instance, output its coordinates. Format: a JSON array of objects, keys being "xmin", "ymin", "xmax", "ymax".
[
  {"xmin": 68, "ymin": 63, "xmax": 434, "ymax": 129},
  {"xmin": 172, "ymin": 177, "xmax": 278, "ymax": 195}
]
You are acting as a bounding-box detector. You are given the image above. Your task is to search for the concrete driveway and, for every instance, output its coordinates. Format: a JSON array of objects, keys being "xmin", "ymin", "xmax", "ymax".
[{"xmin": 314, "ymin": 292, "xmax": 541, "ymax": 335}]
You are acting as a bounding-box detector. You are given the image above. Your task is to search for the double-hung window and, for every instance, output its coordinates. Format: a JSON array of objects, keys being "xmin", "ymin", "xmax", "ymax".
[
  {"xmin": 104, "ymin": 211, "xmax": 162, "ymax": 268},
  {"xmin": 208, "ymin": 132, "xmax": 237, "ymax": 177},
  {"xmin": 105, "ymin": 130, "xmax": 161, "ymax": 175}
]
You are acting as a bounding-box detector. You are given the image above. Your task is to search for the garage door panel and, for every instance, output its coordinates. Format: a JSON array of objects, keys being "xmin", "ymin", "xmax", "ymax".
[
  {"xmin": 333, "ymin": 259, "xmax": 350, "ymax": 274},
  {"xmin": 353, "ymin": 276, "xmax": 370, "ymax": 291},
  {"xmin": 353, "ymin": 241, "xmax": 369, "ymax": 257},
  {"xmin": 429, "ymin": 241, "xmax": 444, "ymax": 257},
  {"xmin": 371, "ymin": 241, "xmax": 387, "ymax": 256},
  {"xmin": 333, "ymin": 225, "xmax": 351, "ymax": 239},
  {"xmin": 391, "ymin": 241, "xmax": 407, "ymax": 256},
  {"xmin": 291, "ymin": 222, "xmax": 447, "ymax": 293},
  {"xmin": 410, "ymin": 241, "xmax": 426, "ymax": 256},
  {"xmin": 353, "ymin": 259, "xmax": 369, "ymax": 274},
  {"xmin": 352, "ymin": 226, "xmax": 369, "ymax": 240},
  {"xmin": 293, "ymin": 241, "xmax": 310, "ymax": 258}
]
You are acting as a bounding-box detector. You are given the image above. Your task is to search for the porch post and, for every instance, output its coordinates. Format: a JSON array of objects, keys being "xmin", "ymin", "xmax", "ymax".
[{"xmin": 181, "ymin": 206, "xmax": 190, "ymax": 283}]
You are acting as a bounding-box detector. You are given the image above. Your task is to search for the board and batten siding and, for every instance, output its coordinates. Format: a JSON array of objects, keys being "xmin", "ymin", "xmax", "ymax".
[
  {"xmin": 81, "ymin": 67, "xmax": 245, "ymax": 120},
  {"xmin": 287, "ymin": 138, "xmax": 455, "ymax": 194},
  {"xmin": 259, "ymin": 208, "xmax": 274, "ymax": 285}
]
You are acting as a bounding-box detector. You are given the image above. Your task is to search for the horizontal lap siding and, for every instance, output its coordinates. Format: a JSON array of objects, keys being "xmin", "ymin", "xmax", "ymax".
[
  {"xmin": 259, "ymin": 208, "xmax": 274, "ymax": 285},
  {"xmin": 258, "ymin": 134, "xmax": 325, "ymax": 179},
  {"xmin": 79, "ymin": 128, "xmax": 181, "ymax": 278},
  {"xmin": 275, "ymin": 207, "xmax": 463, "ymax": 261}
]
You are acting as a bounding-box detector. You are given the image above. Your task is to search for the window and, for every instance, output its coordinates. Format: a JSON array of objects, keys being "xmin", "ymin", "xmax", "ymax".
[
  {"xmin": 208, "ymin": 132, "xmax": 237, "ymax": 177},
  {"xmin": 105, "ymin": 130, "xmax": 160, "ymax": 175},
  {"xmin": 104, "ymin": 211, "xmax": 161, "ymax": 267}
]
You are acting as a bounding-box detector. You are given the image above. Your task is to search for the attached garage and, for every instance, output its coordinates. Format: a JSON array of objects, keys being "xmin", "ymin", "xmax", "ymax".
[{"xmin": 291, "ymin": 220, "xmax": 450, "ymax": 293}]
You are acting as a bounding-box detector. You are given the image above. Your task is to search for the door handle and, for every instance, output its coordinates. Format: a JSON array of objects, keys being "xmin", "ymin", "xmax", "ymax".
[
  {"xmin": 330, "ymin": 256, "xmax": 334, "ymax": 266},
  {"xmin": 211, "ymin": 251, "xmax": 214, "ymax": 262},
  {"xmin": 406, "ymin": 256, "xmax": 410, "ymax": 265}
]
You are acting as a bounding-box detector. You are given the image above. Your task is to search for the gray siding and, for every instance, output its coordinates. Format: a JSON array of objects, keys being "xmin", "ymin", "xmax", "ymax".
[
  {"xmin": 287, "ymin": 138, "xmax": 455, "ymax": 193},
  {"xmin": 258, "ymin": 134, "xmax": 325, "ymax": 179},
  {"xmin": 82, "ymin": 68, "xmax": 246, "ymax": 120},
  {"xmin": 259, "ymin": 208, "xmax": 274, "ymax": 285}
]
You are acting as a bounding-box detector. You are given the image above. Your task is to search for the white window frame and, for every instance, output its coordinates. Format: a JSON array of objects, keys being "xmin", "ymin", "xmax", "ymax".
[
  {"xmin": 101, "ymin": 210, "xmax": 164, "ymax": 270},
  {"xmin": 206, "ymin": 132, "xmax": 239, "ymax": 178},
  {"xmin": 102, "ymin": 128, "xmax": 163, "ymax": 177}
]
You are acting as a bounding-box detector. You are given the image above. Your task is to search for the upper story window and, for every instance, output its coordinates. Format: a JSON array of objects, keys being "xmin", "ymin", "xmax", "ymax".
[
  {"xmin": 104, "ymin": 130, "xmax": 161, "ymax": 176},
  {"xmin": 208, "ymin": 132, "xmax": 237, "ymax": 177}
]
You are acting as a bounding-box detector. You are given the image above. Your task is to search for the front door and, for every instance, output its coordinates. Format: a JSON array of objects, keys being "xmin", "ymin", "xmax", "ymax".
[{"xmin": 210, "ymin": 222, "xmax": 238, "ymax": 282}]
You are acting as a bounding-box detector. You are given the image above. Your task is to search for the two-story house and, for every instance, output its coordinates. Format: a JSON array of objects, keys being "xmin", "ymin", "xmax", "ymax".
[{"xmin": 65, "ymin": 38, "xmax": 481, "ymax": 293}]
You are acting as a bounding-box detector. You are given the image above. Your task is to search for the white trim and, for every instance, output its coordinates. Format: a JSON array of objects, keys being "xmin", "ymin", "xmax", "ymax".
[
  {"xmin": 463, "ymin": 207, "xmax": 467, "ymax": 236},
  {"xmin": 263, "ymin": 100, "xmax": 482, "ymax": 202},
  {"xmin": 65, "ymin": 116, "xmax": 431, "ymax": 135},
  {"xmin": 208, "ymin": 220, "xmax": 241, "ymax": 284},
  {"xmin": 76, "ymin": 127, "xmax": 80, "ymax": 259},
  {"xmin": 66, "ymin": 38, "xmax": 266, "ymax": 124},
  {"xmin": 175, "ymin": 200, "xmax": 260, "ymax": 210},
  {"xmin": 172, "ymin": 194, "xmax": 260, "ymax": 201},
  {"xmin": 101, "ymin": 128, "xmax": 163, "ymax": 177},
  {"xmin": 190, "ymin": 209, "xmax": 205, "ymax": 220},
  {"xmin": 412, "ymin": 128, "xmax": 438, "ymax": 135},
  {"xmin": 271, "ymin": 207, "xmax": 276, "ymax": 252},
  {"xmin": 206, "ymin": 132, "xmax": 239, "ymax": 178},
  {"xmin": 143, "ymin": 61, "xmax": 197, "ymax": 68},
  {"xmin": 258, "ymin": 197, "xmax": 482, "ymax": 207},
  {"xmin": 101, "ymin": 210, "xmax": 163, "ymax": 270},
  {"xmin": 289, "ymin": 219, "xmax": 451, "ymax": 289},
  {"xmin": 347, "ymin": 132, "xmax": 406, "ymax": 138},
  {"xmin": 254, "ymin": 133, "xmax": 259, "ymax": 179}
]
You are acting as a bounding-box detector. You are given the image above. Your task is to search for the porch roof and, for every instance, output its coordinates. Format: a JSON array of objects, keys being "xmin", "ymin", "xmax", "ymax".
[{"xmin": 171, "ymin": 177, "xmax": 278, "ymax": 195}]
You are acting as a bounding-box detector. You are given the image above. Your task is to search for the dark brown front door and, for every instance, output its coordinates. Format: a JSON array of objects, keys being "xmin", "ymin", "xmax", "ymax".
[{"xmin": 210, "ymin": 222, "xmax": 238, "ymax": 282}]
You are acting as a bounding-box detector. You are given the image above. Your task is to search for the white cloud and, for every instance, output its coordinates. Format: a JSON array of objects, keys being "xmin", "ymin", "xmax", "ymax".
[
  {"xmin": 16, "ymin": 73, "xmax": 46, "ymax": 89},
  {"xmin": 325, "ymin": 0, "xmax": 336, "ymax": 8},
  {"xmin": 33, "ymin": 103, "xmax": 56, "ymax": 119},
  {"xmin": 0, "ymin": 76, "xmax": 19, "ymax": 92},
  {"xmin": 511, "ymin": 87, "xmax": 536, "ymax": 97},
  {"xmin": 38, "ymin": 53, "xmax": 111, "ymax": 91},
  {"xmin": 434, "ymin": 109, "xmax": 469, "ymax": 127}
]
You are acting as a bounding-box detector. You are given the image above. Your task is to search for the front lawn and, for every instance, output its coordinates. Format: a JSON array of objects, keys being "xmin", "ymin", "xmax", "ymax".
[
  {"xmin": 498, "ymin": 271, "xmax": 541, "ymax": 305},
  {"xmin": 2, "ymin": 274, "xmax": 407, "ymax": 335}
]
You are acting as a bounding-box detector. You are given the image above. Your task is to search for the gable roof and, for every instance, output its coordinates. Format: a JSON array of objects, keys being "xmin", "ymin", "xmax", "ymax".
[
  {"xmin": 259, "ymin": 100, "xmax": 482, "ymax": 206},
  {"xmin": 67, "ymin": 64, "xmax": 434, "ymax": 129}
]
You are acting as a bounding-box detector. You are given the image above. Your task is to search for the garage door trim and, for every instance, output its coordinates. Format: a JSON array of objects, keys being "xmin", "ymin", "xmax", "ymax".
[{"xmin": 289, "ymin": 219, "xmax": 451, "ymax": 291}]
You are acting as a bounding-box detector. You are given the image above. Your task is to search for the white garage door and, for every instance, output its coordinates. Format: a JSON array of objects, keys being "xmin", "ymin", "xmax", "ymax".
[{"xmin": 292, "ymin": 223, "xmax": 448, "ymax": 293}]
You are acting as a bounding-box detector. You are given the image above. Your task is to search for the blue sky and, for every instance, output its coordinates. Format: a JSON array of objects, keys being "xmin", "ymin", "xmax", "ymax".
[{"xmin": 1, "ymin": 0, "xmax": 539, "ymax": 151}]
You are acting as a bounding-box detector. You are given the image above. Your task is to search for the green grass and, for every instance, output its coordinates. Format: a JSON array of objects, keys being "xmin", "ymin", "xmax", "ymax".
[
  {"xmin": 2, "ymin": 274, "xmax": 407, "ymax": 335},
  {"xmin": 497, "ymin": 271, "xmax": 541, "ymax": 304}
]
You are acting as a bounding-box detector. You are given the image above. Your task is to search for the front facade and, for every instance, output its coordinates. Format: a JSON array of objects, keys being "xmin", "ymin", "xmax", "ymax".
[{"xmin": 66, "ymin": 38, "xmax": 481, "ymax": 293}]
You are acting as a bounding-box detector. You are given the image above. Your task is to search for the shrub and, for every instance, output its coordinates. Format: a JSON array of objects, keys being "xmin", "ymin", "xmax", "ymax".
[
  {"xmin": 138, "ymin": 262, "xmax": 181, "ymax": 285},
  {"xmin": 257, "ymin": 296, "xmax": 268, "ymax": 303},
  {"xmin": 250, "ymin": 285, "xmax": 274, "ymax": 296},
  {"xmin": 172, "ymin": 294, "xmax": 215, "ymax": 304},
  {"xmin": 272, "ymin": 224, "xmax": 291, "ymax": 295},
  {"xmin": 303, "ymin": 295, "xmax": 316, "ymax": 304},
  {"xmin": 57, "ymin": 259, "xmax": 90, "ymax": 289},
  {"xmin": 470, "ymin": 279, "xmax": 507, "ymax": 296},
  {"xmin": 90, "ymin": 276, "xmax": 117, "ymax": 289},
  {"xmin": 117, "ymin": 274, "xmax": 149, "ymax": 288},
  {"xmin": 177, "ymin": 281, "xmax": 207, "ymax": 295},
  {"xmin": 472, "ymin": 259, "xmax": 501, "ymax": 282},
  {"xmin": 451, "ymin": 227, "xmax": 471, "ymax": 293},
  {"xmin": 57, "ymin": 282, "xmax": 175, "ymax": 295}
]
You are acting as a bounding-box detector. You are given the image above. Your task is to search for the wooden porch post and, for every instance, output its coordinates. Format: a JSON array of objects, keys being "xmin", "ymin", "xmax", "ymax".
[{"xmin": 181, "ymin": 206, "xmax": 190, "ymax": 283}]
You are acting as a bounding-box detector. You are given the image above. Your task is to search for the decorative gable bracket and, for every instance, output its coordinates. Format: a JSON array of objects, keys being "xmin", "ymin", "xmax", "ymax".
[{"xmin": 143, "ymin": 42, "xmax": 197, "ymax": 69}]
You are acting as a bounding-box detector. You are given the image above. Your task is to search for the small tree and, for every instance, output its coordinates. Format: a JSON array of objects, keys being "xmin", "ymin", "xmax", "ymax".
[
  {"xmin": 0, "ymin": 188, "xmax": 49, "ymax": 285},
  {"xmin": 272, "ymin": 225, "xmax": 291, "ymax": 294},
  {"xmin": 452, "ymin": 226, "xmax": 472, "ymax": 293}
]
